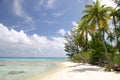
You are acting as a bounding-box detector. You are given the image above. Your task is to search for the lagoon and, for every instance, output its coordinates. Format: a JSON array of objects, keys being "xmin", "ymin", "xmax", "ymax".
[{"xmin": 0, "ymin": 57, "xmax": 67, "ymax": 80}]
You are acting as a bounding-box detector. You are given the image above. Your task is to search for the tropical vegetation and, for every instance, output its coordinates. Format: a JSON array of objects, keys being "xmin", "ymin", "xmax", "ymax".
[{"xmin": 64, "ymin": 0, "xmax": 120, "ymax": 71}]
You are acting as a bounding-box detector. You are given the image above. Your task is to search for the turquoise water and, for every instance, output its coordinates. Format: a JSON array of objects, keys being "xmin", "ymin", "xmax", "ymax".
[
  {"xmin": 0, "ymin": 57, "xmax": 67, "ymax": 61},
  {"xmin": 0, "ymin": 57, "xmax": 67, "ymax": 80}
]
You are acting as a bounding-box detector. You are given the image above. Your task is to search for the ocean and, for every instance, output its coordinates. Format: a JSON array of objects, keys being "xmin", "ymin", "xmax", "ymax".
[{"xmin": 0, "ymin": 57, "xmax": 67, "ymax": 80}]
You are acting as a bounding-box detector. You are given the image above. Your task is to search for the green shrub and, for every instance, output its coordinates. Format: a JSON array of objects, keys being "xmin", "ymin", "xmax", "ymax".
[
  {"xmin": 113, "ymin": 54, "xmax": 120, "ymax": 64},
  {"xmin": 72, "ymin": 50, "xmax": 91, "ymax": 63},
  {"xmin": 88, "ymin": 33, "xmax": 106, "ymax": 65},
  {"xmin": 89, "ymin": 50, "xmax": 105, "ymax": 65}
]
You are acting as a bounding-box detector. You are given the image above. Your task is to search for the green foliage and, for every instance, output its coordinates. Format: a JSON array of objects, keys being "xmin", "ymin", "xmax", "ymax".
[
  {"xmin": 64, "ymin": 31, "xmax": 81, "ymax": 59},
  {"xmin": 113, "ymin": 54, "xmax": 120, "ymax": 65},
  {"xmin": 113, "ymin": 0, "xmax": 120, "ymax": 7},
  {"xmin": 88, "ymin": 33, "xmax": 117, "ymax": 66},
  {"xmin": 76, "ymin": 20, "xmax": 92, "ymax": 51},
  {"xmin": 88, "ymin": 33, "xmax": 106, "ymax": 65},
  {"xmin": 104, "ymin": 54, "xmax": 120, "ymax": 71},
  {"xmin": 89, "ymin": 50, "xmax": 105, "ymax": 65},
  {"xmin": 65, "ymin": 0, "xmax": 120, "ymax": 71},
  {"xmin": 72, "ymin": 50, "xmax": 91, "ymax": 63},
  {"xmin": 107, "ymin": 32, "xmax": 115, "ymax": 45},
  {"xmin": 112, "ymin": 0, "xmax": 120, "ymax": 53}
]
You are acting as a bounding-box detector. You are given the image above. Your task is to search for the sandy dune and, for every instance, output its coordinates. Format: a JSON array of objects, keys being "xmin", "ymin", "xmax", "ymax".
[{"xmin": 29, "ymin": 62, "xmax": 120, "ymax": 80}]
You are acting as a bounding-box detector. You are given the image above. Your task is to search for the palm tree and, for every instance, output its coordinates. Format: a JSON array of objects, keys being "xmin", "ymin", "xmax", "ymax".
[
  {"xmin": 76, "ymin": 19, "xmax": 91, "ymax": 51},
  {"xmin": 111, "ymin": 0, "xmax": 120, "ymax": 53},
  {"xmin": 74, "ymin": 34, "xmax": 86, "ymax": 52},
  {"xmin": 110, "ymin": 10, "xmax": 117, "ymax": 41},
  {"xmin": 99, "ymin": 27, "xmax": 109, "ymax": 42},
  {"xmin": 107, "ymin": 32, "xmax": 115, "ymax": 45},
  {"xmin": 82, "ymin": 0, "xmax": 112, "ymax": 54},
  {"xmin": 110, "ymin": 7, "xmax": 120, "ymax": 43},
  {"xmin": 114, "ymin": 0, "xmax": 120, "ymax": 8}
]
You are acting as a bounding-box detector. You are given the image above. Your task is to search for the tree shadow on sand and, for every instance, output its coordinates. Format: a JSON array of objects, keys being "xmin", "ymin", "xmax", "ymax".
[
  {"xmin": 68, "ymin": 63, "xmax": 85, "ymax": 68},
  {"xmin": 69, "ymin": 67, "xmax": 101, "ymax": 72}
]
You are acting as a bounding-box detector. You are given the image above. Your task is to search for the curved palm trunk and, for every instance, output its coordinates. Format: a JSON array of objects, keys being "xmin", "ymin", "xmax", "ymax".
[
  {"xmin": 76, "ymin": 44, "xmax": 79, "ymax": 54},
  {"xmin": 96, "ymin": 16, "xmax": 109, "ymax": 63},
  {"xmin": 85, "ymin": 32, "xmax": 88, "ymax": 51},
  {"xmin": 113, "ymin": 15, "xmax": 120, "ymax": 54},
  {"xmin": 102, "ymin": 28, "xmax": 105, "ymax": 42},
  {"xmin": 99, "ymin": 30, "xmax": 108, "ymax": 53},
  {"xmin": 99, "ymin": 28, "xmax": 110, "ymax": 63},
  {"xmin": 113, "ymin": 15, "xmax": 118, "ymax": 43},
  {"xmin": 97, "ymin": 16, "xmax": 108, "ymax": 54}
]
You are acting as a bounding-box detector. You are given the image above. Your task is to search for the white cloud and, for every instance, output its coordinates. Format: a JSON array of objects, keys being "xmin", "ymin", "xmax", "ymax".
[
  {"xmin": 47, "ymin": 0, "xmax": 56, "ymax": 8},
  {"xmin": 24, "ymin": 27, "xmax": 36, "ymax": 32},
  {"xmin": 35, "ymin": 0, "xmax": 45, "ymax": 10},
  {"xmin": 13, "ymin": 0, "xmax": 35, "ymax": 29},
  {"xmin": 0, "ymin": 23, "xmax": 66, "ymax": 57},
  {"xmin": 36, "ymin": 0, "xmax": 56, "ymax": 9},
  {"xmin": 43, "ymin": 20, "xmax": 56, "ymax": 24},
  {"xmin": 13, "ymin": 0, "xmax": 24, "ymax": 17},
  {"xmin": 0, "ymin": 24, "xmax": 31, "ymax": 44},
  {"xmin": 72, "ymin": 21, "xmax": 78, "ymax": 27},
  {"xmin": 53, "ymin": 12, "xmax": 64, "ymax": 17},
  {"xmin": 39, "ymin": 0, "xmax": 44, "ymax": 5},
  {"xmin": 53, "ymin": 9, "xmax": 70, "ymax": 17},
  {"xmin": 77, "ymin": 0, "xmax": 84, "ymax": 4},
  {"xmin": 10, "ymin": 24, "xmax": 21, "ymax": 29},
  {"xmin": 57, "ymin": 29, "xmax": 66, "ymax": 36},
  {"xmin": 93, "ymin": 0, "xmax": 116, "ymax": 8}
]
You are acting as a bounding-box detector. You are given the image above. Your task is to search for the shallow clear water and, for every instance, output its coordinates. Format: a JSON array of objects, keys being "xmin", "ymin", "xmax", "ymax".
[
  {"xmin": 0, "ymin": 57, "xmax": 67, "ymax": 61},
  {"xmin": 0, "ymin": 58, "xmax": 67, "ymax": 80}
]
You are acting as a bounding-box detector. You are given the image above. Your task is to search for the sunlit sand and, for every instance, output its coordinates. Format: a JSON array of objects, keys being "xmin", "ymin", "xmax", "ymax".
[{"xmin": 28, "ymin": 62, "xmax": 120, "ymax": 80}]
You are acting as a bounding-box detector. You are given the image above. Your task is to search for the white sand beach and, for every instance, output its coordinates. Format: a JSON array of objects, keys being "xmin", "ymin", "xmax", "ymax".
[{"xmin": 28, "ymin": 62, "xmax": 120, "ymax": 80}]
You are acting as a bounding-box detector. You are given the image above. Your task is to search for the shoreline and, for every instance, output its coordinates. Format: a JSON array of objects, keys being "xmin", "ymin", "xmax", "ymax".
[
  {"xmin": 0, "ymin": 59, "xmax": 67, "ymax": 80},
  {"xmin": 27, "ymin": 61, "xmax": 120, "ymax": 80},
  {"xmin": 25, "ymin": 61, "xmax": 65, "ymax": 80}
]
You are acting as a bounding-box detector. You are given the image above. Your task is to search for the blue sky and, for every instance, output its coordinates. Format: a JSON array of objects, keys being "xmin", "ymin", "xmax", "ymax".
[
  {"xmin": 0, "ymin": 0, "xmax": 90, "ymax": 36},
  {"xmin": 0, "ymin": 0, "xmax": 115, "ymax": 57}
]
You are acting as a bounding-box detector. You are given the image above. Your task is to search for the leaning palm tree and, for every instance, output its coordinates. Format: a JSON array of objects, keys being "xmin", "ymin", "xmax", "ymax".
[
  {"xmin": 110, "ymin": 10, "xmax": 117, "ymax": 39},
  {"xmin": 76, "ymin": 19, "xmax": 91, "ymax": 51},
  {"xmin": 110, "ymin": 10, "xmax": 120, "ymax": 54},
  {"xmin": 82, "ymin": 0, "xmax": 112, "ymax": 54},
  {"xmin": 111, "ymin": 0, "xmax": 120, "ymax": 53},
  {"xmin": 110, "ymin": 8, "xmax": 119, "ymax": 46}
]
